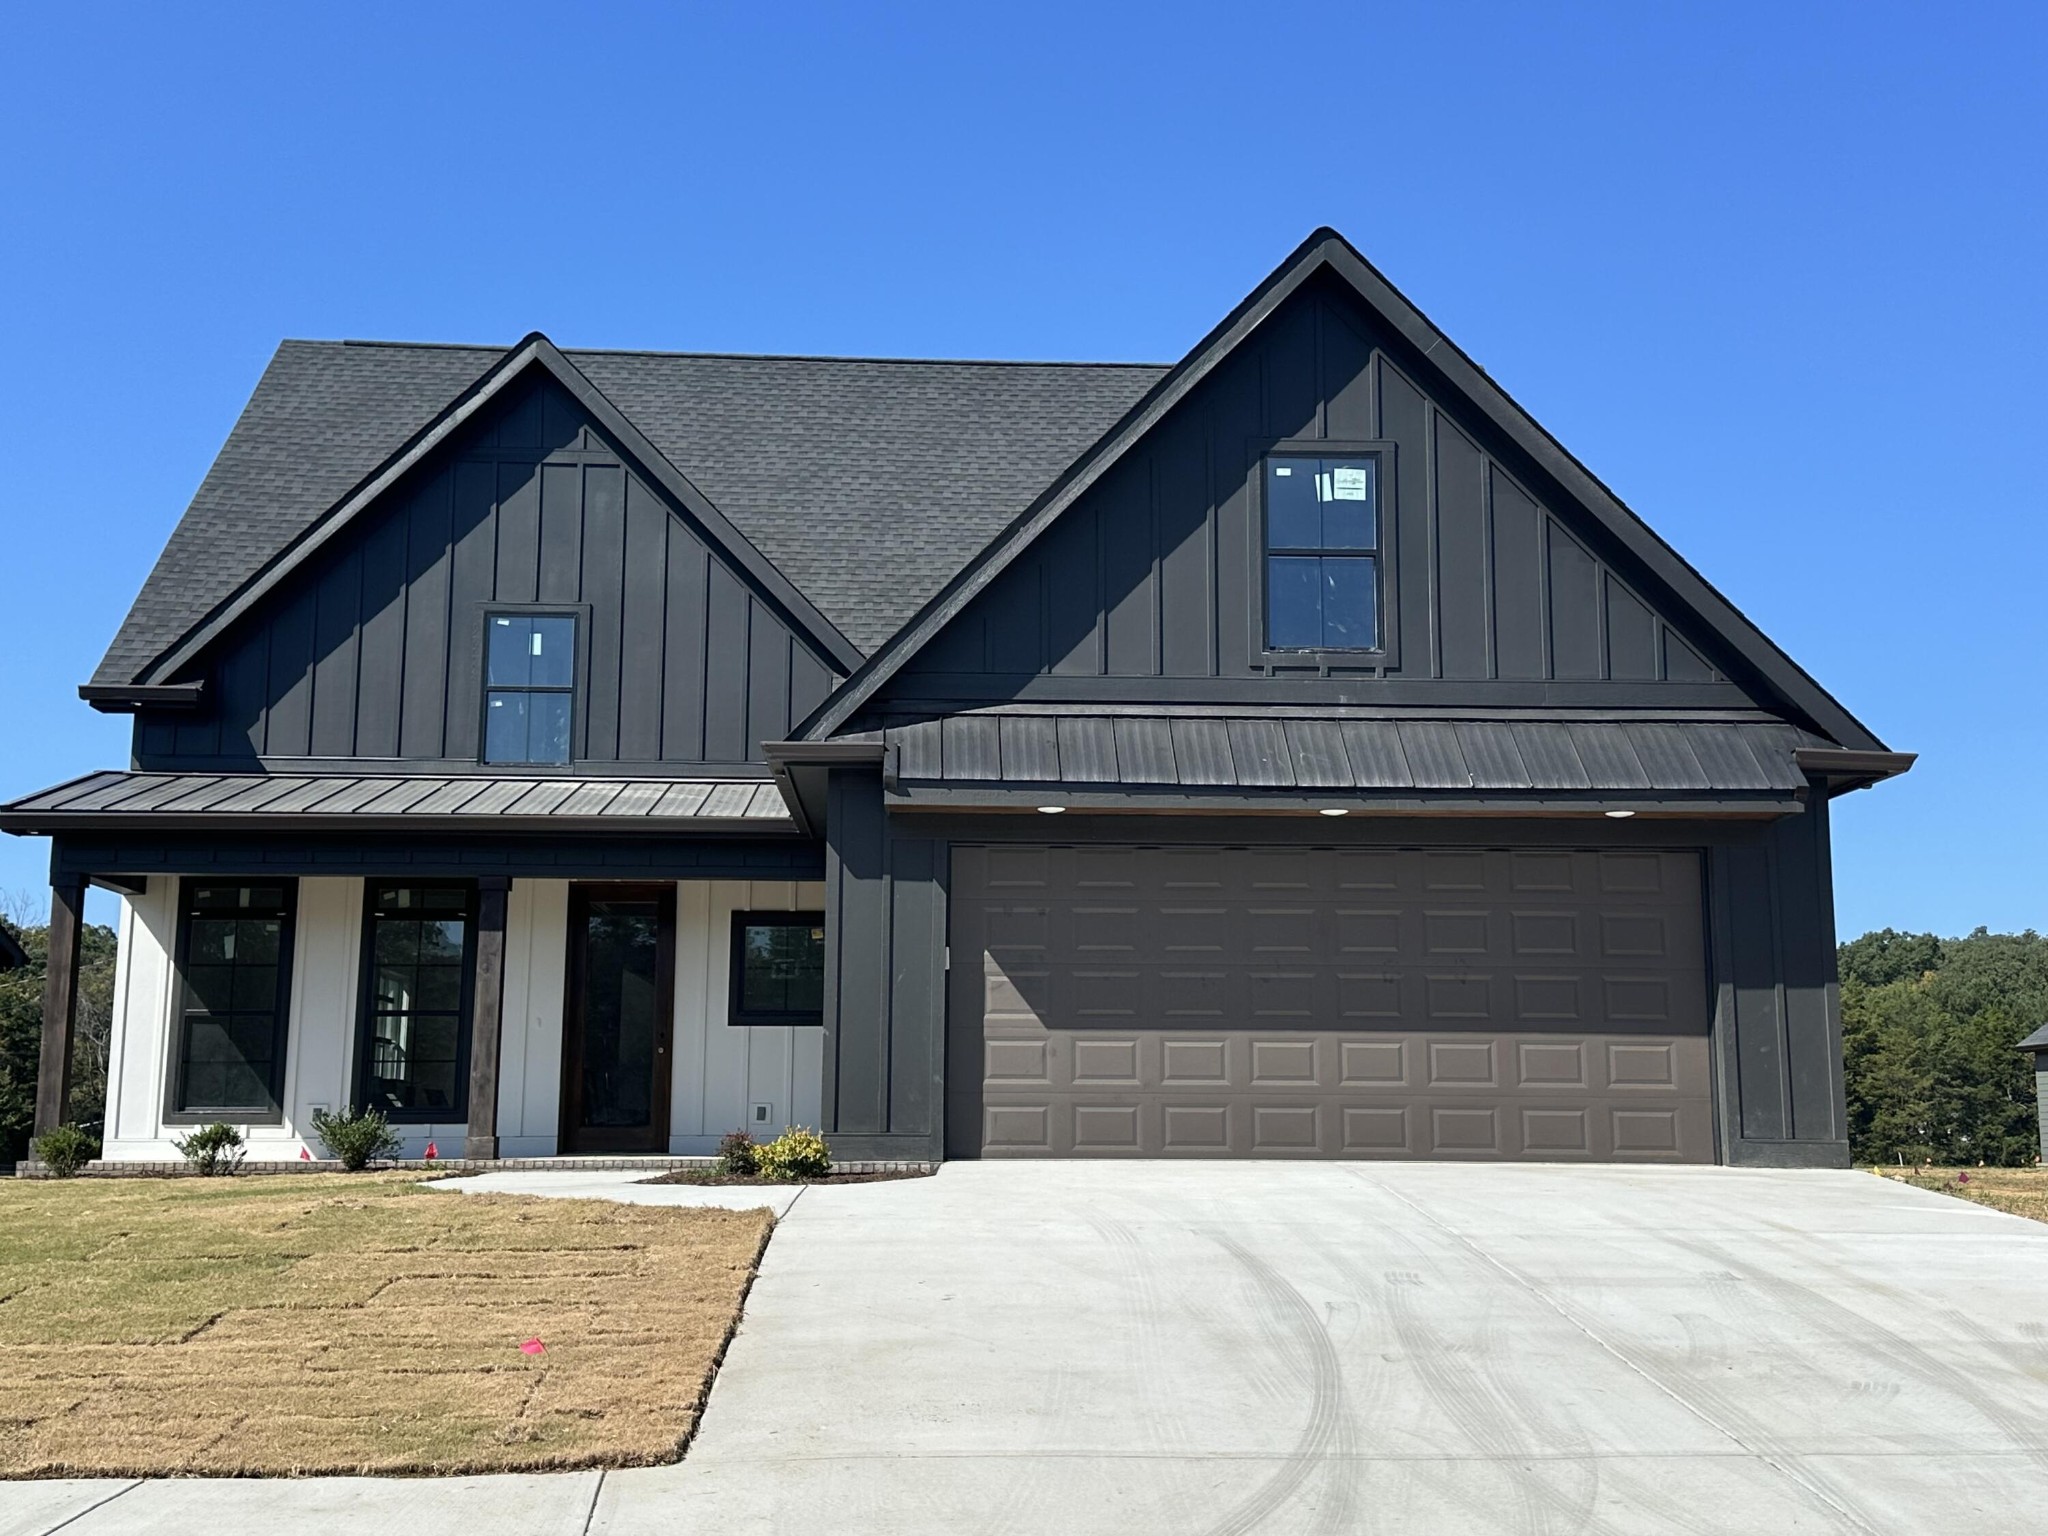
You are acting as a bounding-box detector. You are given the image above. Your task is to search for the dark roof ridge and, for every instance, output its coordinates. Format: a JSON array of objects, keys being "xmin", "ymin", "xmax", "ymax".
[{"xmin": 333, "ymin": 337, "xmax": 1173, "ymax": 370}]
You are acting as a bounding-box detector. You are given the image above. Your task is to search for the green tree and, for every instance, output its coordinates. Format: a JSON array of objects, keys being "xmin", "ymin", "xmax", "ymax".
[
  {"xmin": 1841, "ymin": 928, "xmax": 2047, "ymax": 1167},
  {"xmin": 0, "ymin": 915, "xmax": 119, "ymax": 1162}
]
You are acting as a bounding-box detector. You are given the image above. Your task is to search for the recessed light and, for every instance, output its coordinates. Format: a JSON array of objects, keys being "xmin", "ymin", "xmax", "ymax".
[
  {"xmin": 1036, "ymin": 805, "xmax": 1066, "ymax": 815},
  {"xmin": 1604, "ymin": 809, "xmax": 1636, "ymax": 819},
  {"xmin": 1318, "ymin": 807, "xmax": 1349, "ymax": 817}
]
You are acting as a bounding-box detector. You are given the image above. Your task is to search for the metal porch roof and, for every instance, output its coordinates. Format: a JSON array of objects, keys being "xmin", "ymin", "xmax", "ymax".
[{"xmin": 0, "ymin": 772, "xmax": 796, "ymax": 834}]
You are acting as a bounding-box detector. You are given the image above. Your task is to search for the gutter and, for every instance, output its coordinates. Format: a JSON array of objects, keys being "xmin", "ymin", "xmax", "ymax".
[{"xmin": 1793, "ymin": 748, "xmax": 1917, "ymax": 795}]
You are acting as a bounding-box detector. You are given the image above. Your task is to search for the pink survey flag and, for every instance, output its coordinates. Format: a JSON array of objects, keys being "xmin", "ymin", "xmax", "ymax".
[
  {"xmin": 520, "ymin": 1338, "xmax": 546, "ymax": 1356},
  {"xmin": 299, "ymin": 1147, "xmax": 312, "ymax": 1161},
  {"xmin": 424, "ymin": 1141, "xmax": 438, "ymax": 1160}
]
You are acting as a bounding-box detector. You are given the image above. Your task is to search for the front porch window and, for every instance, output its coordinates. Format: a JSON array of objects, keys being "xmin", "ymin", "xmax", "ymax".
[
  {"xmin": 357, "ymin": 884, "xmax": 475, "ymax": 1120},
  {"xmin": 171, "ymin": 881, "xmax": 297, "ymax": 1119},
  {"xmin": 729, "ymin": 912, "xmax": 826, "ymax": 1026}
]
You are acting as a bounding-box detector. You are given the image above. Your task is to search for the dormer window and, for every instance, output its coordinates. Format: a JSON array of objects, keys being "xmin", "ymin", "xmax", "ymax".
[
  {"xmin": 1261, "ymin": 452, "xmax": 1383, "ymax": 653},
  {"xmin": 484, "ymin": 611, "xmax": 577, "ymax": 765}
]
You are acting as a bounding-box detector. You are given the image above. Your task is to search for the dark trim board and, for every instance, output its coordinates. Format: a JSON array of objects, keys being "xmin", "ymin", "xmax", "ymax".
[
  {"xmin": 868, "ymin": 676, "xmax": 1766, "ymax": 711},
  {"xmin": 48, "ymin": 832, "xmax": 825, "ymax": 884}
]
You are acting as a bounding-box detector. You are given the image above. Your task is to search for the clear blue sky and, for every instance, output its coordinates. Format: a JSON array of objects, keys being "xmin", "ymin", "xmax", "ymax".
[{"xmin": 1, "ymin": 1, "xmax": 2040, "ymax": 938}]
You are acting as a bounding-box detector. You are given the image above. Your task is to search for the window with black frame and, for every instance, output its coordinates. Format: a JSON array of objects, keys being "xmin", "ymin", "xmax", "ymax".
[
  {"xmin": 358, "ymin": 884, "xmax": 474, "ymax": 1118},
  {"xmin": 1263, "ymin": 454, "xmax": 1381, "ymax": 652},
  {"xmin": 728, "ymin": 912, "xmax": 826, "ymax": 1027},
  {"xmin": 173, "ymin": 882, "xmax": 296, "ymax": 1117},
  {"xmin": 484, "ymin": 612, "xmax": 576, "ymax": 764}
]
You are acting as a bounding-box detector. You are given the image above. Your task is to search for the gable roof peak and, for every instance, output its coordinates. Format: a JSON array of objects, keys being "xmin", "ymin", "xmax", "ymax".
[{"xmin": 794, "ymin": 226, "xmax": 1890, "ymax": 754}]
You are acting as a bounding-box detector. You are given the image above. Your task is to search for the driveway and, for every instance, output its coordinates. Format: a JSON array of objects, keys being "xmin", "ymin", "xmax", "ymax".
[{"xmin": 10, "ymin": 1163, "xmax": 2048, "ymax": 1534}]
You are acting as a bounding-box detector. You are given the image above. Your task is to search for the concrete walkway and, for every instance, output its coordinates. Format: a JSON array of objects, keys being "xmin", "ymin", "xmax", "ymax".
[{"xmin": 10, "ymin": 1163, "xmax": 2048, "ymax": 1534}]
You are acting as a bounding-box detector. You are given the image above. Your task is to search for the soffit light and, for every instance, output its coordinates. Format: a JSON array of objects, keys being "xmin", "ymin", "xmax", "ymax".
[
  {"xmin": 1604, "ymin": 809, "xmax": 1636, "ymax": 819},
  {"xmin": 1036, "ymin": 805, "xmax": 1067, "ymax": 815},
  {"xmin": 1318, "ymin": 808, "xmax": 1350, "ymax": 816}
]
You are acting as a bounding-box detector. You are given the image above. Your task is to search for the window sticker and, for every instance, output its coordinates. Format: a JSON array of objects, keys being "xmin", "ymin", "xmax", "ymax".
[{"xmin": 1332, "ymin": 466, "xmax": 1371, "ymax": 501}]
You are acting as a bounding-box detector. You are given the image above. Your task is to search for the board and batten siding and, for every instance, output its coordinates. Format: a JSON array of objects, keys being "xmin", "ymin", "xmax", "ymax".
[
  {"xmin": 887, "ymin": 273, "xmax": 1726, "ymax": 702},
  {"xmin": 138, "ymin": 377, "xmax": 841, "ymax": 770},
  {"xmin": 97, "ymin": 874, "xmax": 825, "ymax": 1161}
]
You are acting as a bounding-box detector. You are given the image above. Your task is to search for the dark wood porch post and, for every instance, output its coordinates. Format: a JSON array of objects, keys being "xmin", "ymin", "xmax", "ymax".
[
  {"xmin": 33, "ymin": 876, "xmax": 86, "ymax": 1140},
  {"xmin": 463, "ymin": 877, "xmax": 511, "ymax": 1161}
]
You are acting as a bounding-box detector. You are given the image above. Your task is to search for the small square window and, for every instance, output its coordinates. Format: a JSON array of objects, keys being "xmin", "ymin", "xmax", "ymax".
[
  {"xmin": 482, "ymin": 612, "xmax": 577, "ymax": 764},
  {"xmin": 1262, "ymin": 454, "xmax": 1382, "ymax": 653},
  {"xmin": 728, "ymin": 913, "xmax": 826, "ymax": 1026}
]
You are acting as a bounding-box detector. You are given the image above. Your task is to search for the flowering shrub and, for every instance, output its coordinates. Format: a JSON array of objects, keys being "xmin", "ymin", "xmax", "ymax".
[{"xmin": 755, "ymin": 1126, "xmax": 831, "ymax": 1182}]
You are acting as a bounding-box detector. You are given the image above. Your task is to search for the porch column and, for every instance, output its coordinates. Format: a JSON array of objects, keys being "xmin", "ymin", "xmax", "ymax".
[
  {"xmin": 463, "ymin": 877, "xmax": 511, "ymax": 1161},
  {"xmin": 33, "ymin": 876, "xmax": 86, "ymax": 1139}
]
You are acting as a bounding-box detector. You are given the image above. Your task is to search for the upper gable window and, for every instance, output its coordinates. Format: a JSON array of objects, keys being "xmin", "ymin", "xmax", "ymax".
[
  {"xmin": 484, "ymin": 612, "xmax": 577, "ymax": 765},
  {"xmin": 1262, "ymin": 454, "xmax": 1381, "ymax": 652}
]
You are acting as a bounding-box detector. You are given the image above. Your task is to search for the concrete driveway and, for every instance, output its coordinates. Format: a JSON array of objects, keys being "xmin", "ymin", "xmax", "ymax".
[{"xmin": 11, "ymin": 1163, "xmax": 2048, "ymax": 1535}]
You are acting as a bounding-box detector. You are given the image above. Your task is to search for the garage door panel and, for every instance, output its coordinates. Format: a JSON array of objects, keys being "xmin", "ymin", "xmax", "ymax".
[{"xmin": 952, "ymin": 845, "xmax": 1714, "ymax": 1163}]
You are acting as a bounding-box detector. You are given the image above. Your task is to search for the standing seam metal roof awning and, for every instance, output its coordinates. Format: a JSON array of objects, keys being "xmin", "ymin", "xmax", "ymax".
[
  {"xmin": 0, "ymin": 772, "xmax": 796, "ymax": 833},
  {"xmin": 867, "ymin": 714, "xmax": 1830, "ymax": 801}
]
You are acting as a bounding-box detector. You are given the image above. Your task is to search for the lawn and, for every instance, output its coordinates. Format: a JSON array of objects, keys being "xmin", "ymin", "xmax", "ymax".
[
  {"xmin": 0, "ymin": 1174, "xmax": 772, "ymax": 1478},
  {"xmin": 1882, "ymin": 1166, "xmax": 2048, "ymax": 1223}
]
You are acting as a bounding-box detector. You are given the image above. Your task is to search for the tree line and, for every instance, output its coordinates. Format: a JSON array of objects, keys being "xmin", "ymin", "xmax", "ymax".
[
  {"xmin": 0, "ymin": 914, "xmax": 117, "ymax": 1162},
  {"xmin": 1841, "ymin": 927, "xmax": 2047, "ymax": 1167}
]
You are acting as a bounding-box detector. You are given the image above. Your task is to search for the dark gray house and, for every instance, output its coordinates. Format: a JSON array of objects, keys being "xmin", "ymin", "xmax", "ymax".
[{"xmin": 3, "ymin": 230, "xmax": 1910, "ymax": 1168}]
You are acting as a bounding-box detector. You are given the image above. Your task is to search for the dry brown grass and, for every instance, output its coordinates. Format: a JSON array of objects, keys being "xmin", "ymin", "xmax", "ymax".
[
  {"xmin": 0, "ymin": 1173, "xmax": 772, "ymax": 1478},
  {"xmin": 1880, "ymin": 1166, "xmax": 2048, "ymax": 1223}
]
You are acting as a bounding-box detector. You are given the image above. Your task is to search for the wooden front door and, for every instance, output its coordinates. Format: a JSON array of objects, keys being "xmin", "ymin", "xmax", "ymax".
[{"xmin": 560, "ymin": 884, "xmax": 676, "ymax": 1154}]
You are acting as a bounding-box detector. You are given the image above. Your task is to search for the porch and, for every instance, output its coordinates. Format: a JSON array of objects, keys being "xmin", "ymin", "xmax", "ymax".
[{"xmin": 3, "ymin": 771, "xmax": 843, "ymax": 1166}]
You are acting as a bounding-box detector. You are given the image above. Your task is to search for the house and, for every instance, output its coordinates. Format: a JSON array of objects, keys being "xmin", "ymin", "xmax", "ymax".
[
  {"xmin": 0, "ymin": 925, "xmax": 27, "ymax": 973},
  {"xmin": 1, "ymin": 230, "xmax": 1911, "ymax": 1168}
]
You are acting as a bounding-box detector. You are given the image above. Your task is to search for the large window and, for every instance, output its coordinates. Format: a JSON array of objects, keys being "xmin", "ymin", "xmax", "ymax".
[
  {"xmin": 1262, "ymin": 453, "xmax": 1381, "ymax": 652},
  {"xmin": 172, "ymin": 881, "xmax": 296, "ymax": 1118},
  {"xmin": 484, "ymin": 611, "xmax": 576, "ymax": 765},
  {"xmin": 728, "ymin": 912, "xmax": 826, "ymax": 1027},
  {"xmin": 357, "ymin": 884, "xmax": 474, "ymax": 1120}
]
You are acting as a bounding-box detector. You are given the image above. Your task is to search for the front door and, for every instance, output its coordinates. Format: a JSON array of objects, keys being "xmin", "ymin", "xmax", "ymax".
[{"xmin": 561, "ymin": 884, "xmax": 675, "ymax": 1154}]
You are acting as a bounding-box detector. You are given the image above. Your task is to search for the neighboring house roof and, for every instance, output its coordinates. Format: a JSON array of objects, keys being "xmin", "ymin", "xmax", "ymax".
[
  {"xmin": 0, "ymin": 924, "xmax": 27, "ymax": 972},
  {"xmin": 94, "ymin": 340, "xmax": 1167, "ymax": 686},
  {"xmin": 0, "ymin": 771, "xmax": 794, "ymax": 835},
  {"xmin": 797, "ymin": 229, "xmax": 1894, "ymax": 755}
]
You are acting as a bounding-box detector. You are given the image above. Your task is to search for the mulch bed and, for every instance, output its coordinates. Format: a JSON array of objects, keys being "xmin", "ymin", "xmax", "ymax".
[{"xmin": 638, "ymin": 1168, "xmax": 934, "ymax": 1187}]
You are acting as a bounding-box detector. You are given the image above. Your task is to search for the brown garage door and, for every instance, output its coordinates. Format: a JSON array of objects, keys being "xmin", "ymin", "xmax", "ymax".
[{"xmin": 945, "ymin": 845, "xmax": 1714, "ymax": 1162}]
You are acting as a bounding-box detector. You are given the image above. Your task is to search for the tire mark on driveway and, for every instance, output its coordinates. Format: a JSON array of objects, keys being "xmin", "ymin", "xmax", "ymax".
[
  {"xmin": 1352, "ymin": 1170, "xmax": 1879, "ymax": 1536},
  {"xmin": 1196, "ymin": 1235, "xmax": 1347, "ymax": 1536}
]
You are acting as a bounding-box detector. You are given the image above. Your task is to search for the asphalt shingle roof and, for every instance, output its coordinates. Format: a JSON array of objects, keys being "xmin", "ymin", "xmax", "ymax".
[{"xmin": 95, "ymin": 341, "xmax": 1169, "ymax": 685}]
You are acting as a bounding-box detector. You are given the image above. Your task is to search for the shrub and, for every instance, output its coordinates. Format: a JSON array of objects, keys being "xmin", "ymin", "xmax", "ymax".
[
  {"xmin": 31, "ymin": 1123, "xmax": 99, "ymax": 1177},
  {"xmin": 717, "ymin": 1129, "xmax": 760, "ymax": 1177},
  {"xmin": 173, "ymin": 1122, "xmax": 245, "ymax": 1176},
  {"xmin": 309, "ymin": 1106, "xmax": 403, "ymax": 1171},
  {"xmin": 755, "ymin": 1126, "xmax": 831, "ymax": 1182}
]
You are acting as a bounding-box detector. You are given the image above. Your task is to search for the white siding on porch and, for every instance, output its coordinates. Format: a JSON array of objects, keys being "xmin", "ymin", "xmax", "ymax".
[
  {"xmin": 497, "ymin": 879, "xmax": 569, "ymax": 1159},
  {"xmin": 669, "ymin": 881, "xmax": 826, "ymax": 1154}
]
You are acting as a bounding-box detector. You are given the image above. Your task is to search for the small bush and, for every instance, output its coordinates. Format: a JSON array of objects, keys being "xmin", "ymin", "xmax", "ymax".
[
  {"xmin": 755, "ymin": 1126, "xmax": 831, "ymax": 1182},
  {"xmin": 173, "ymin": 1122, "xmax": 245, "ymax": 1177},
  {"xmin": 309, "ymin": 1106, "xmax": 403, "ymax": 1171},
  {"xmin": 717, "ymin": 1129, "xmax": 759, "ymax": 1177},
  {"xmin": 31, "ymin": 1123, "xmax": 100, "ymax": 1177}
]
